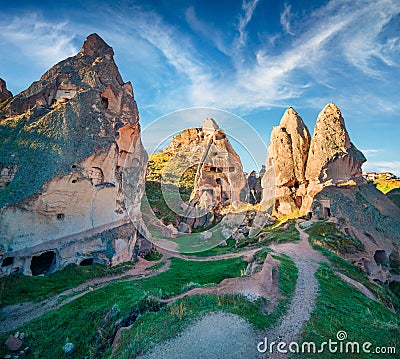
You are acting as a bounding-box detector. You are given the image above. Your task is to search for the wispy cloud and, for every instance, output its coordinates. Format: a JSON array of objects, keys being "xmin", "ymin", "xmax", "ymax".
[
  {"xmin": 0, "ymin": 13, "xmax": 78, "ymax": 67},
  {"xmin": 280, "ymin": 3, "xmax": 294, "ymax": 35},
  {"xmin": 363, "ymin": 161, "xmax": 400, "ymax": 176},
  {"xmin": 236, "ymin": 0, "xmax": 261, "ymax": 49}
]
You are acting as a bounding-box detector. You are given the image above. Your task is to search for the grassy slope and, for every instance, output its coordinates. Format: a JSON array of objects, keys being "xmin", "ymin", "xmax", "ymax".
[
  {"xmin": 144, "ymin": 153, "xmax": 197, "ymax": 224},
  {"xmin": 112, "ymin": 253, "xmax": 297, "ymax": 358},
  {"xmin": 189, "ymin": 219, "xmax": 300, "ymax": 257},
  {"xmin": 0, "ymin": 257, "xmax": 247, "ymax": 359},
  {"xmin": 374, "ymin": 178, "xmax": 400, "ymax": 194},
  {"xmin": 0, "ymin": 263, "xmax": 134, "ymax": 308},
  {"xmin": 306, "ymin": 220, "xmax": 364, "ymax": 255},
  {"xmin": 300, "ymin": 264, "xmax": 400, "ymax": 359}
]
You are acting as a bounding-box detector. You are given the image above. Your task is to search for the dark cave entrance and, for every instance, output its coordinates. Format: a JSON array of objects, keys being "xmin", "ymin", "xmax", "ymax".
[
  {"xmin": 374, "ymin": 250, "xmax": 388, "ymax": 266},
  {"xmin": 31, "ymin": 251, "xmax": 56, "ymax": 276},
  {"xmin": 1, "ymin": 257, "xmax": 14, "ymax": 267},
  {"xmin": 80, "ymin": 258, "xmax": 94, "ymax": 266}
]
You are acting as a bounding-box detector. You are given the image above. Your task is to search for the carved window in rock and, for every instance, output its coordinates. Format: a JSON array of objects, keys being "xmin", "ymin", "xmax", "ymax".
[
  {"xmin": 1, "ymin": 257, "xmax": 14, "ymax": 267},
  {"xmin": 322, "ymin": 207, "xmax": 331, "ymax": 218},
  {"xmin": 101, "ymin": 96, "xmax": 109, "ymax": 109},
  {"xmin": 88, "ymin": 167, "xmax": 104, "ymax": 185}
]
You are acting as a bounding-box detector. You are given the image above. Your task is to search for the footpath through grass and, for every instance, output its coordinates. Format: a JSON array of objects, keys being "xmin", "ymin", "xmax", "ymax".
[
  {"xmin": 0, "ymin": 262, "xmax": 134, "ymax": 308},
  {"xmin": 300, "ymin": 264, "xmax": 400, "ymax": 359},
  {"xmin": 0, "ymin": 257, "xmax": 247, "ymax": 359},
  {"xmin": 112, "ymin": 253, "xmax": 297, "ymax": 358}
]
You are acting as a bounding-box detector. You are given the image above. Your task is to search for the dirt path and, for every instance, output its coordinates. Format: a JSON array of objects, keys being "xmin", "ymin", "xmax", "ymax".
[
  {"xmin": 140, "ymin": 312, "xmax": 261, "ymax": 359},
  {"xmin": 0, "ymin": 258, "xmax": 170, "ymax": 334},
  {"xmin": 0, "ymin": 247, "xmax": 261, "ymax": 335},
  {"xmin": 140, "ymin": 221, "xmax": 325, "ymax": 359},
  {"xmin": 264, "ymin": 222, "xmax": 325, "ymax": 358}
]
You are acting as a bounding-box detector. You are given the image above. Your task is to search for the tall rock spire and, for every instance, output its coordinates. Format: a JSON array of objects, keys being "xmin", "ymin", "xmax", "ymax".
[{"xmin": 305, "ymin": 103, "xmax": 366, "ymax": 183}]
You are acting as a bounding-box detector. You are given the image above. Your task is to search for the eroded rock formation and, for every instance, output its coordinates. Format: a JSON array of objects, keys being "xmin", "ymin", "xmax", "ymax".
[
  {"xmin": 0, "ymin": 78, "xmax": 12, "ymax": 103},
  {"xmin": 0, "ymin": 34, "xmax": 148, "ymax": 276},
  {"xmin": 262, "ymin": 103, "xmax": 399, "ymax": 282},
  {"xmin": 164, "ymin": 118, "xmax": 246, "ymax": 231},
  {"xmin": 265, "ymin": 107, "xmax": 311, "ymax": 215}
]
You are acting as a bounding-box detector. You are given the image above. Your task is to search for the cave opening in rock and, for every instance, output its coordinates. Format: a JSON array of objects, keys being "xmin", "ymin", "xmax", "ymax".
[
  {"xmin": 374, "ymin": 250, "xmax": 388, "ymax": 266},
  {"xmin": 31, "ymin": 251, "xmax": 56, "ymax": 275},
  {"xmin": 56, "ymin": 213, "xmax": 65, "ymax": 220},
  {"xmin": 295, "ymin": 196, "xmax": 302, "ymax": 208},
  {"xmin": 1, "ymin": 257, "xmax": 14, "ymax": 267},
  {"xmin": 101, "ymin": 96, "xmax": 109, "ymax": 109},
  {"xmin": 80, "ymin": 258, "xmax": 94, "ymax": 266},
  {"xmin": 323, "ymin": 207, "xmax": 331, "ymax": 218}
]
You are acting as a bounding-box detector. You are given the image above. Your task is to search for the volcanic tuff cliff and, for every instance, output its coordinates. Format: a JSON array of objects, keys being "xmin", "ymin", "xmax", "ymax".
[
  {"xmin": 163, "ymin": 118, "xmax": 246, "ymax": 232},
  {"xmin": 263, "ymin": 103, "xmax": 400, "ymax": 282},
  {"xmin": 0, "ymin": 34, "xmax": 148, "ymax": 276}
]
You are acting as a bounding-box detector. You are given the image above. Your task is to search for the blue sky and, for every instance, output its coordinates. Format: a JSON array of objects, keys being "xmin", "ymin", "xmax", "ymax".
[{"xmin": 0, "ymin": 0, "xmax": 399, "ymax": 174}]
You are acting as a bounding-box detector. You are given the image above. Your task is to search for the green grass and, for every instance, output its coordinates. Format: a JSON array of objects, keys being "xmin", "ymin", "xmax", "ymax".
[
  {"xmin": 0, "ymin": 262, "xmax": 134, "ymax": 308},
  {"xmin": 144, "ymin": 251, "xmax": 163, "ymax": 261},
  {"xmin": 0, "ymin": 257, "xmax": 248, "ymax": 359},
  {"xmin": 112, "ymin": 253, "xmax": 298, "ymax": 358},
  {"xmin": 144, "ymin": 152, "xmax": 197, "ymax": 224},
  {"xmin": 374, "ymin": 178, "xmax": 400, "ymax": 194},
  {"xmin": 313, "ymin": 247, "xmax": 400, "ymax": 312},
  {"xmin": 236, "ymin": 219, "xmax": 300, "ymax": 248},
  {"xmin": 299, "ymin": 264, "xmax": 400, "ymax": 359},
  {"xmin": 306, "ymin": 221, "xmax": 364, "ymax": 255}
]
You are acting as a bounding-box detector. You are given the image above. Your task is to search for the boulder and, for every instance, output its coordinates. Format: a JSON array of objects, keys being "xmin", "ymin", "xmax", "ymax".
[{"xmin": 5, "ymin": 335, "xmax": 22, "ymax": 351}]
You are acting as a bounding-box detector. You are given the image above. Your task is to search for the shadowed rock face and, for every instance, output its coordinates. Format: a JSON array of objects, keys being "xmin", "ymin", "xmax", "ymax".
[
  {"xmin": 264, "ymin": 103, "xmax": 366, "ymax": 217},
  {"xmin": 164, "ymin": 118, "xmax": 246, "ymax": 231},
  {"xmin": 305, "ymin": 103, "xmax": 366, "ymax": 184},
  {"xmin": 267, "ymin": 108, "xmax": 310, "ymax": 215},
  {"xmin": 0, "ymin": 78, "xmax": 12, "ymax": 103},
  {"xmin": 0, "ymin": 34, "xmax": 148, "ymax": 275}
]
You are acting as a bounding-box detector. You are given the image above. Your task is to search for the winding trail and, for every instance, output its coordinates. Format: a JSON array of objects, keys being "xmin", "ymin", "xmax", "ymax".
[
  {"xmin": 265, "ymin": 222, "xmax": 326, "ymax": 358},
  {"xmin": 0, "ymin": 258, "xmax": 170, "ymax": 334},
  {"xmin": 0, "ymin": 247, "xmax": 262, "ymax": 335},
  {"xmin": 141, "ymin": 221, "xmax": 326, "ymax": 359}
]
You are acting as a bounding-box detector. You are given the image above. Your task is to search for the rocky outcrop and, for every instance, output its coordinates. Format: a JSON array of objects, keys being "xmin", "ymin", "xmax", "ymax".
[
  {"xmin": 266, "ymin": 108, "xmax": 311, "ymax": 215},
  {"xmin": 301, "ymin": 103, "xmax": 366, "ymax": 213},
  {"xmin": 0, "ymin": 34, "xmax": 148, "ymax": 276},
  {"xmin": 165, "ymin": 118, "xmax": 246, "ymax": 231},
  {"xmin": 0, "ymin": 78, "xmax": 12, "ymax": 103},
  {"xmin": 261, "ymin": 103, "xmax": 399, "ymax": 282},
  {"xmin": 305, "ymin": 103, "xmax": 366, "ymax": 184},
  {"xmin": 263, "ymin": 103, "xmax": 366, "ymax": 217}
]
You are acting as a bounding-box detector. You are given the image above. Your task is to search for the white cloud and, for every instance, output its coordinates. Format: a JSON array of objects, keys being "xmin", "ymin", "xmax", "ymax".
[
  {"xmin": 280, "ymin": 3, "xmax": 294, "ymax": 35},
  {"xmin": 236, "ymin": 0, "xmax": 261, "ymax": 49},
  {"xmin": 360, "ymin": 149, "xmax": 383, "ymax": 155},
  {"xmin": 363, "ymin": 161, "xmax": 400, "ymax": 176},
  {"xmin": 0, "ymin": 14, "xmax": 78, "ymax": 67}
]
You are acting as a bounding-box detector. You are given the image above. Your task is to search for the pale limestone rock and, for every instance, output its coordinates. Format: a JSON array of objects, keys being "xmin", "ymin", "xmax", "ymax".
[
  {"xmin": 174, "ymin": 118, "xmax": 246, "ymax": 230},
  {"xmin": 305, "ymin": 103, "xmax": 366, "ymax": 184},
  {"xmin": 0, "ymin": 34, "xmax": 147, "ymax": 276}
]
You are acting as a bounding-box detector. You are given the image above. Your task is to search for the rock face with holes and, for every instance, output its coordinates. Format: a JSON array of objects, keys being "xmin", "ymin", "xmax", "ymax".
[
  {"xmin": 266, "ymin": 107, "xmax": 311, "ymax": 215},
  {"xmin": 164, "ymin": 118, "xmax": 246, "ymax": 231},
  {"xmin": 262, "ymin": 103, "xmax": 400, "ymax": 282},
  {"xmin": 0, "ymin": 34, "xmax": 148, "ymax": 276},
  {"xmin": 0, "ymin": 78, "xmax": 12, "ymax": 103}
]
